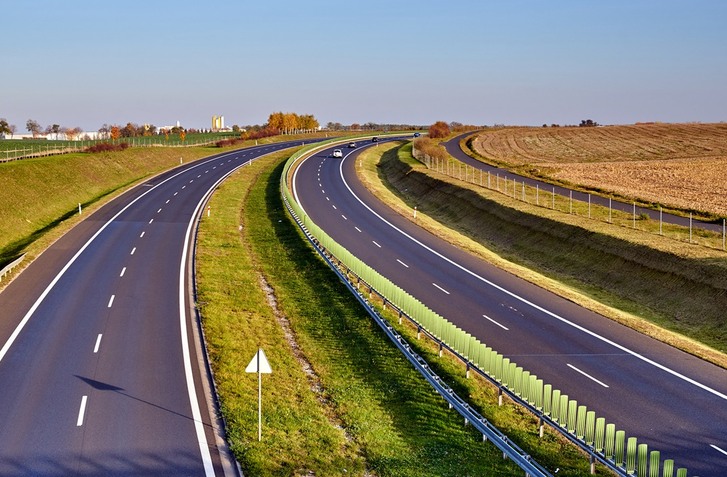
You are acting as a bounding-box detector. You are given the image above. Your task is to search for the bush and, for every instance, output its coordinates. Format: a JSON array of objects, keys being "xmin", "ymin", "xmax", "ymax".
[
  {"xmin": 413, "ymin": 137, "xmax": 448, "ymax": 162},
  {"xmin": 85, "ymin": 142, "xmax": 130, "ymax": 153},
  {"xmin": 428, "ymin": 121, "xmax": 451, "ymax": 139}
]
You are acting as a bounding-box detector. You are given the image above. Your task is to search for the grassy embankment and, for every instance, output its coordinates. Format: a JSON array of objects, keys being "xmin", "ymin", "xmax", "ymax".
[
  {"xmin": 194, "ymin": 149, "xmax": 552, "ymax": 476},
  {"xmin": 357, "ymin": 141, "xmax": 727, "ymax": 367},
  {"xmin": 0, "ymin": 133, "xmax": 328, "ymax": 275}
]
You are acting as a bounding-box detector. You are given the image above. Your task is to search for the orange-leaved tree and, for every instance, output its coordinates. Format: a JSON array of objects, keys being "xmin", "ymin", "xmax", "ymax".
[{"xmin": 428, "ymin": 121, "xmax": 450, "ymax": 139}]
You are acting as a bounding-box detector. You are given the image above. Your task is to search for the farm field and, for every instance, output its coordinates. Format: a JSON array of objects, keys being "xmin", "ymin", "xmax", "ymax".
[{"xmin": 470, "ymin": 123, "xmax": 727, "ymax": 217}]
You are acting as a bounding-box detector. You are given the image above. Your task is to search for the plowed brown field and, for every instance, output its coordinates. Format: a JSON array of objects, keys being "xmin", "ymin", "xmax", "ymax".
[{"xmin": 471, "ymin": 123, "xmax": 727, "ymax": 216}]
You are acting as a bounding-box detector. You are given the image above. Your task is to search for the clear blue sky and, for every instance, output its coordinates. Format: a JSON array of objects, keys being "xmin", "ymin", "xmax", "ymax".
[{"xmin": 3, "ymin": 0, "xmax": 726, "ymax": 131}]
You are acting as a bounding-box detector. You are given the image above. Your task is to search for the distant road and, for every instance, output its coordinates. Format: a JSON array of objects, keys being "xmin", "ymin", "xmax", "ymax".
[
  {"xmin": 293, "ymin": 139, "xmax": 727, "ymax": 476},
  {"xmin": 0, "ymin": 140, "xmax": 316, "ymax": 476},
  {"xmin": 443, "ymin": 131, "xmax": 724, "ymax": 232}
]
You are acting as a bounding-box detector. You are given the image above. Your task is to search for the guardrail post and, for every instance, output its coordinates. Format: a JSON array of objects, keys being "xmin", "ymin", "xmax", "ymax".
[
  {"xmin": 538, "ymin": 417, "xmax": 544, "ymax": 438},
  {"xmin": 438, "ymin": 340, "xmax": 443, "ymax": 357},
  {"xmin": 398, "ymin": 309, "xmax": 402, "ymax": 324},
  {"xmin": 466, "ymin": 362, "xmax": 470, "ymax": 379},
  {"xmin": 590, "ymin": 455, "xmax": 596, "ymax": 475},
  {"xmin": 416, "ymin": 324, "xmax": 421, "ymax": 340},
  {"xmin": 498, "ymin": 387, "xmax": 503, "ymax": 407}
]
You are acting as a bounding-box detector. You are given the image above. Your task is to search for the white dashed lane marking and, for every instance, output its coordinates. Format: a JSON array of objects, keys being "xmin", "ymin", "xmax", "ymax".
[
  {"xmin": 567, "ymin": 363, "xmax": 609, "ymax": 388},
  {"xmin": 76, "ymin": 396, "xmax": 88, "ymax": 427},
  {"xmin": 432, "ymin": 283, "xmax": 450, "ymax": 295},
  {"xmin": 483, "ymin": 314, "xmax": 509, "ymax": 331}
]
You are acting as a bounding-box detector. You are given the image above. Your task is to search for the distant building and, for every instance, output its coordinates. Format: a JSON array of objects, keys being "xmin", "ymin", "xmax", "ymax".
[{"xmin": 212, "ymin": 115, "xmax": 225, "ymax": 131}]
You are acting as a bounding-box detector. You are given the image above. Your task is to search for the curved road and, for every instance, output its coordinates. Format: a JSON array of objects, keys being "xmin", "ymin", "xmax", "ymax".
[
  {"xmin": 293, "ymin": 140, "xmax": 727, "ymax": 476},
  {"xmin": 0, "ymin": 140, "xmax": 317, "ymax": 476}
]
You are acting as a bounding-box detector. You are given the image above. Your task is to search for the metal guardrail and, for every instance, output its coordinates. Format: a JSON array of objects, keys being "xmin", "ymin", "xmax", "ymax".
[
  {"xmin": 284, "ymin": 196, "xmax": 552, "ymax": 477},
  {"xmin": 0, "ymin": 255, "xmax": 25, "ymax": 282}
]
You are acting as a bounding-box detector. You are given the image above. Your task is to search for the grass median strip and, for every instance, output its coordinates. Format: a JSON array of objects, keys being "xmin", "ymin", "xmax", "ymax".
[{"xmin": 195, "ymin": 150, "xmax": 529, "ymax": 476}]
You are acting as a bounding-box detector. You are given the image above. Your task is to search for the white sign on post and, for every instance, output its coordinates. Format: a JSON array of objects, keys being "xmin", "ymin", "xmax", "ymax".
[{"xmin": 246, "ymin": 348, "xmax": 272, "ymax": 441}]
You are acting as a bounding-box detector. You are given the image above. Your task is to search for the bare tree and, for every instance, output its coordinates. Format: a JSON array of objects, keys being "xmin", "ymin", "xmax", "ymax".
[
  {"xmin": 0, "ymin": 118, "xmax": 10, "ymax": 138},
  {"xmin": 26, "ymin": 119, "xmax": 42, "ymax": 137}
]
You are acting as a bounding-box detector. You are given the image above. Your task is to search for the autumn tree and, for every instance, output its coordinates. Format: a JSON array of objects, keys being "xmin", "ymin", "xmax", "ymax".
[
  {"xmin": 428, "ymin": 121, "xmax": 450, "ymax": 139},
  {"xmin": 267, "ymin": 112, "xmax": 285, "ymax": 132},
  {"xmin": 110, "ymin": 125, "xmax": 121, "ymax": 140},
  {"xmin": 300, "ymin": 114, "xmax": 319, "ymax": 131}
]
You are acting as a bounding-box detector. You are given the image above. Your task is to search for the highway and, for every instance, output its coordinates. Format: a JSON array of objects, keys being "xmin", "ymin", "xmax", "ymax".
[
  {"xmin": 292, "ymin": 139, "xmax": 727, "ymax": 476},
  {"xmin": 0, "ymin": 140, "xmax": 314, "ymax": 477}
]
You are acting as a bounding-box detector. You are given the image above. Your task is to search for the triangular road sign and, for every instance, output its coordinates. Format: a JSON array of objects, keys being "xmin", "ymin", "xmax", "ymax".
[{"xmin": 245, "ymin": 348, "xmax": 272, "ymax": 374}]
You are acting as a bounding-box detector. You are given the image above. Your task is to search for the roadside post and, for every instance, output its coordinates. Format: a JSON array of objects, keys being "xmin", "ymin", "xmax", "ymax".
[{"xmin": 245, "ymin": 348, "xmax": 272, "ymax": 441}]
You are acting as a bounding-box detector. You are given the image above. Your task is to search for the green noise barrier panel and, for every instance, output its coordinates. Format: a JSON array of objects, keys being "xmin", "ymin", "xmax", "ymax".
[
  {"xmin": 627, "ymin": 437, "xmax": 638, "ymax": 474},
  {"xmin": 282, "ymin": 143, "xmax": 693, "ymax": 477},
  {"xmin": 649, "ymin": 451, "xmax": 661, "ymax": 477}
]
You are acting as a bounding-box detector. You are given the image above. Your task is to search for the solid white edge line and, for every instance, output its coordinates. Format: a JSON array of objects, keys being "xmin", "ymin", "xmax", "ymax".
[
  {"xmin": 94, "ymin": 334, "xmax": 102, "ymax": 353},
  {"xmin": 330, "ymin": 150, "xmax": 727, "ymax": 403},
  {"xmin": 567, "ymin": 363, "xmax": 609, "ymax": 388},
  {"xmin": 711, "ymin": 444, "xmax": 727, "ymax": 456},
  {"xmin": 179, "ymin": 186, "xmax": 216, "ymax": 476},
  {"xmin": 77, "ymin": 395, "xmax": 88, "ymax": 426},
  {"xmin": 483, "ymin": 314, "xmax": 509, "ymax": 331},
  {"xmin": 432, "ymin": 283, "xmax": 450, "ymax": 295},
  {"xmin": 177, "ymin": 144, "xmax": 287, "ymax": 475}
]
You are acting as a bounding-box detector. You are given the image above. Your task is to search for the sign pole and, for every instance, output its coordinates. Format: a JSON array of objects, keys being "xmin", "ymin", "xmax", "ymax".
[
  {"xmin": 257, "ymin": 350, "xmax": 262, "ymax": 441},
  {"xmin": 245, "ymin": 347, "xmax": 272, "ymax": 442}
]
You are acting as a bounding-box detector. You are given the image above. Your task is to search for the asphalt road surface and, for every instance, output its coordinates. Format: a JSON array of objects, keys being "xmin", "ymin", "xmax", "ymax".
[
  {"xmin": 0, "ymin": 140, "xmax": 316, "ymax": 477},
  {"xmin": 292, "ymin": 139, "xmax": 727, "ymax": 476}
]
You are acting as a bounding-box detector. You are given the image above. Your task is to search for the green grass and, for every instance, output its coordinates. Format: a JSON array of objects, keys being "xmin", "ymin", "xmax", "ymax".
[
  {"xmin": 0, "ymin": 145, "xmax": 220, "ymax": 268},
  {"xmin": 195, "ymin": 150, "xmax": 534, "ymax": 476},
  {"xmin": 358, "ymin": 141, "xmax": 727, "ymax": 367},
  {"xmin": 0, "ymin": 132, "xmax": 237, "ymax": 153}
]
